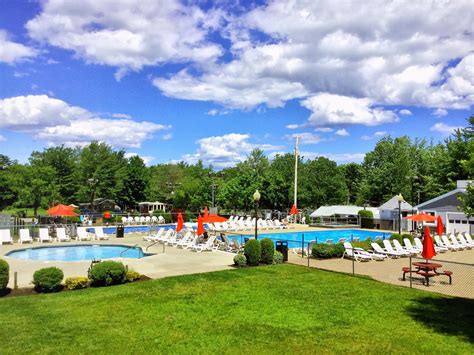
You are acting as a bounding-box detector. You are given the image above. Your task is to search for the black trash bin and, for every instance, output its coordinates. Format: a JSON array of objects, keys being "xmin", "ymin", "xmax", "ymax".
[
  {"xmin": 116, "ymin": 224, "xmax": 124, "ymax": 238},
  {"xmin": 276, "ymin": 240, "xmax": 288, "ymax": 262}
]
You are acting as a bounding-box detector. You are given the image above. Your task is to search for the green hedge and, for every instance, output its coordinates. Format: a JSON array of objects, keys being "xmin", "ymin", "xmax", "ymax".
[
  {"xmin": 260, "ymin": 238, "xmax": 275, "ymax": 264},
  {"xmin": 233, "ymin": 254, "xmax": 247, "ymax": 267},
  {"xmin": 244, "ymin": 239, "xmax": 261, "ymax": 266},
  {"xmin": 33, "ymin": 267, "xmax": 64, "ymax": 293},
  {"xmin": 312, "ymin": 243, "xmax": 345, "ymax": 259},
  {"xmin": 389, "ymin": 233, "xmax": 414, "ymax": 244},
  {"xmin": 89, "ymin": 261, "xmax": 126, "ymax": 287},
  {"xmin": 0, "ymin": 259, "xmax": 9, "ymax": 291},
  {"xmin": 358, "ymin": 209, "xmax": 374, "ymax": 229}
]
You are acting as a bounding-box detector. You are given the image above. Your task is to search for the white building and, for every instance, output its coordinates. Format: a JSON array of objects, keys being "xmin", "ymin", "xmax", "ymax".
[
  {"xmin": 415, "ymin": 180, "xmax": 472, "ymax": 234},
  {"xmin": 138, "ymin": 201, "xmax": 168, "ymax": 214}
]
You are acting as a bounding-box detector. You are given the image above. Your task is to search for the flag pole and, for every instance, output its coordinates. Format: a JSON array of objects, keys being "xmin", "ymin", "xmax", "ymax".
[{"xmin": 294, "ymin": 136, "xmax": 299, "ymax": 222}]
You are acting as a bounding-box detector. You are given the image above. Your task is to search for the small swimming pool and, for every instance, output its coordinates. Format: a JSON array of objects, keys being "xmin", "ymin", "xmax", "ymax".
[
  {"xmin": 232, "ymin": 229, "xmax": 391, "ymax": 248},
  {"xmin": 6, "ymin": 244, "xmax": 149, "ymax": 261}
]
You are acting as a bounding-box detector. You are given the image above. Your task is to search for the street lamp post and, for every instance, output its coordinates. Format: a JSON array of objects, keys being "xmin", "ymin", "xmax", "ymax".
[
  {"xmin": 253, "ymin": 190, "xmax": 261, "ymax": 240},
  {"xmin": 397, "ymin": 193, "xmax": 404, "ymax": 235}
]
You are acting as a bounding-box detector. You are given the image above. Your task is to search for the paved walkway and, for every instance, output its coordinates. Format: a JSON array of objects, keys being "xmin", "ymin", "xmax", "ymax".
[
  {"xmin": 288, "ymin": 249, "xmax": 474, "ymax": 299},
  {"xmin": 1, "ymin": 235, "xmax": 235, "ymax": 288}
]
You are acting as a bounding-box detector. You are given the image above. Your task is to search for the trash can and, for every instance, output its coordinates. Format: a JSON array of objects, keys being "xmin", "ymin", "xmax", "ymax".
[
  {"xmin": 116, "ymin": 224, "xmax": 124, "ymax": 238},
  {"xmin": 276, "ymin": 240, "xmax": 288, "ymax": 262}
]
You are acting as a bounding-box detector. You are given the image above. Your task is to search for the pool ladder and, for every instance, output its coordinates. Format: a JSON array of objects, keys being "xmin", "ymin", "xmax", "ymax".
[{"xmin": 120, "ymin": 244, "xmax": 140, "ymax": 258}]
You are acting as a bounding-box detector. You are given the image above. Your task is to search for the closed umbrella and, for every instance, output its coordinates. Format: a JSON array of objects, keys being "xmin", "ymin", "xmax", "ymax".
[
  {"xmin": 176, "ymin": 212, "xmax": 184, "ymax": 233},
  {"xmin": 422, "ymin": 226, "xmax": 437, "ymax": 261},
  {"xmin": 197, "ymin": 215, "xmax": 204, "ymax": 236},
  {"xmin": 290, "ymin": 204, "xmax": 298, "ymax": 215},
  {"xmin": 203, "ymin": 207, "xmax": 209, "ymax": 218},
  {"xmin": 436, "ymin": 215, "xmax": 444, "ymax": 236}
]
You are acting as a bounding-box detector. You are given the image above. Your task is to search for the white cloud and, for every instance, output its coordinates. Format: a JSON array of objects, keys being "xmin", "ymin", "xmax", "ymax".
[
  {"xmin": 26, "ymin": 0, "xmax": 223, "ymax": 79},
  {"xmin": 361, "ymin": 131, "xmax": 388, "ymax": 140},
  {"xmin": 0, "ymin": 30, "xmax": 37, "ymax": 64},
  {"xmin": 124, "ymin": 152, "xmax": 154, "ymax": 166},
  {"xmin": 0, "ymin": 134, "xmax": 6, "ymax": 142},
  {"xmin": 299, "ymin": 151, "xmax": 365, "ymax": 163},
  {"xmin": 177, "ymin": 133, "xmax": 281, "ymax": 168},
  {"xmin": 162, "ymin": 133, "xmax": 173, "ymax": 141},
  {"xmin": 432, "ymin": 108, "xmax": 448, "ymax": 117},
  {"xmin": 301, "ymin": 94, "xmax": 398, "ymax": 126},
  {"xmin": 399, "ymin": 109, "xmax": 412, "ymax": 116},
  {"xmin": 207, "ymin": 108, "xmax": 230, "ymax": 116},
  {"xmin": 286, "ymin": 124, "xmax": 300, "ymax": 129},
  {"xmin": 0, "ymin": 95, "xmax": 169, "ymax": 148},
  {"xmin": 335, "ymin": 128, "xmax": 349, "ymax": 136},
  {"xmin": 430, "ymin": 123, "xmax": 462, "ymax": 136},
  {"xmin": 112, "ymin": 113, "xmax": 132, "ymax": 119},
  {"xmin": 314, "ymin": 127, "xmax": 334, "ymax": 133},
  {"xmin": 13, "ymin": 71, "xmax": 29, "ymax": 78},
  {"xmin": 287, "ymin": 133, "xmax": 324, "ymax": 145}
]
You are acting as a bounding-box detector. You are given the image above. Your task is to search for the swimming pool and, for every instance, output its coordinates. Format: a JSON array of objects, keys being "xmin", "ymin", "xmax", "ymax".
[
  {"xmin": 6, "ymin": 244, "xmax": 149, "ymax": 261},
  {"xmin": 233, "ymin": 229, "xmax": 391, "ymax": 248}
]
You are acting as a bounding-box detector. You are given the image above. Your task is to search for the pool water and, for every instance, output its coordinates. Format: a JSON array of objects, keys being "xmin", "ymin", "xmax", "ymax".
[
  {"xmin": 6, "ymin": 244, "xmax": 147, "ymax": 261},
  {"xmin": 233, "ymin": 229, "xmax": 391, "ymax": 248}
]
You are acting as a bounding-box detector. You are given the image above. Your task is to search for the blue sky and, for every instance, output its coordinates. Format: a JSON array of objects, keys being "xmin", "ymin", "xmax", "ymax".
[{"xmin": 0, "ymin": 0, "xmax": 472, "ymax": 168}]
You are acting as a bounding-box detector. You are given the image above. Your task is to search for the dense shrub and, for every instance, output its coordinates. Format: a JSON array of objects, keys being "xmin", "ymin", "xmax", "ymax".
[
  {"xmin": 273, "ymin": 251, "xmax": 284, "ymax": 264},
  {"xmin": 358, "ymin": 210, "xmax": 374, "ymax": 229},
  {"xmin": 390, "ymin": 233, "xmax": 413, "ymax": 244},
  {"xmin": 233, "ymin": 254, "xmax": 247, "ymax": 267},
  {"xmin": 244, "ymin": 239, "xmax": 261, "ymax": 266},
  {"xmin": 260, "ymin": 238, "xmax": 275, "ymax": 264},
  {"xmin": 312, "ymin": 243, "xmax": 345, "ymax": 259},
  {"xmin": 125, "ymin": 271, "xmax": 142, "ymax": 282},
  {"xmin": 65, "ymin": 277, "xmax": 89, "ymax": 290},
  {"xmin": 33, "ymin": 267, "xmax": 64, "ymax": 293},
  {"xmin": 89, "ymin": 261, "xmax": 126, "ymax": 287},
  {"xmin": 0, "ymin": 259, "xmax": 9, "ymax": 291},
  {"xmin": 153, "ymin": 211, "xmax": 172, "ymax": 223}
]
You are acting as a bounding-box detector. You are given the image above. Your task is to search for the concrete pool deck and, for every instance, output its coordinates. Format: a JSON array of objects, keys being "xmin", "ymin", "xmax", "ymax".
[{"xmin": 1, "ymin": 235, "xmax": 236, "ymax": 288}]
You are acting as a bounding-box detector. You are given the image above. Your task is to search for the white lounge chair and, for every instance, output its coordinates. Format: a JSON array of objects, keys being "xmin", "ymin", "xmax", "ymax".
[
  {"xmin": 457, "ymin": 234, "xmax": 474, "ymax": 248},
  {"xmin": 180, "ymin": 234, "xmax": 199, "ymax": 249},
  {"xmin": 0, "ymin": 229, "xmax": 14, "ymax": 245},
  {"xmin": 441, "ymin": 235, "xmax": 462, "ymax": 251},
  {"xmin": 56, "ymin": 228, "xmax": 71, "ymax": 242},
  {"xmin": 463, "ymin": 233, "xmax": 473, "ymax": 245},
  {"xmin": 371, "ymin": 242, "xmax": 400, "ymax": 258},
  {"xmin": 39, "ymin": 228, "xmax": 53, "ymax": 243},
  {"xmin": 191, "ymin": 235, "xmax": 217, "ymax": 252},
  {"xmin": 415, "ymin": 237, "xmax": 446, "ymax": 253},
  {"xmin": 173, "ymin": 231, "xmax": 192, "ymax": 247},
  {"xmin": 342, "ymin": 242, "xmax": 380, "ymax": 261},
  {"xmin": 403, "ymin": 238, "xmax": 421, "ymax": 254},
  {"xmin": 449, "ymin": 234, "xmax": 466, "ymax": 250},
  {"xmin": 19, "ymin": 229, "xmax": 33, "ymax": 244},
  {"xmin": 94, "ymin": 227, "xmax": 109, "ymax": 240},
  {"xmin": 144, "ymin": 228, "xmax": 164, "ymax": 241},
  {"xmin": 392, "ymin": 239, "xmax": 416, "ymax": 256},
  {"xmin": 76, "ymin": 227, "xmax": 92, "ymax": 241},
  {"xmin": 158, "ymin": 229, "xmax": 175, "ymax": 243},
  {"xmin": 383, "ymin": 240, "xmax": 409, "ymax": 256}
]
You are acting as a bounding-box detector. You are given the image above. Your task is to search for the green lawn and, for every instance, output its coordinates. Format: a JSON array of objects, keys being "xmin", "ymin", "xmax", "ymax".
[{"xmin": 0, "ymin": 264, "xmax": 472, "ymax": 353}]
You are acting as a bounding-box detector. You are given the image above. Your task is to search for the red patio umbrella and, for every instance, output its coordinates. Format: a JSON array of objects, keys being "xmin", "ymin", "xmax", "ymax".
[
  {"xmin": 422, "ymin": 226, "xmax": 437, "ymax": 260},
  {"xmin": 201, "ymin": 214, "xmax": 227, "ymax": 223},
  {"xmin": 436, "ymin": 215, "xmax": 444, "ymax": 236},
  {"xmin": 203, "ymin": 206, "xmax": 209, "ymax": 218},
  {"xmin": 405, "ymin": 213, "xmax": 436, "ymax": 223},
  {"xmin": 197, "ymin": 215, "xmax": 204, "ymax": 236},
  {"xmin": 48, "ymin": 204, "xmax": 78, "ymax": 216},
  {"xmin": 290, "ymin": 204, "xmax": 298, "ymax": 215},
  {"xmin": 176, "ymin": 212, "xmax": 184, "ymax": 233}
]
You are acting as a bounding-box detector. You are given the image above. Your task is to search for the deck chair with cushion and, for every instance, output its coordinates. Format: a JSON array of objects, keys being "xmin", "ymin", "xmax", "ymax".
[{"xmin": 39, "ymin": 228, "xmax": 53, "ymax": 243}]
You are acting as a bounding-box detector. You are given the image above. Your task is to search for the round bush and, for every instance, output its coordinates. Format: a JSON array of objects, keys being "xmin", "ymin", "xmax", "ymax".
[
  {"xmin": 273, "ymin": 251, "xmax": 284, "ymax": 264},
  {"xmin": 65, "ymin": 277, "xmax": 89, "ymax": 290},
  {"xmin": 260, "ymin": 238, "xmax": 275, "ymax": 264},
  {"xmin": 0, "ymin": 259, "xmax": 9, "ymax": 291},
  {"xmin": 33, "ymin": 267, "xmax": 64, "ymax": 293},
  {"xmin": 89, "ymin": 261, "xmax": 126, "ymax": 287},
  {"xmin": 125, "ymin": 270, "xmax": 141, "ymax": 283},
  {"xmin": 233, "ymin": 254, "xmax": 247, "ymax": 267},
  {"xmin": 244, "ymin": 239, "xmax": 261, "ymax": 266}
]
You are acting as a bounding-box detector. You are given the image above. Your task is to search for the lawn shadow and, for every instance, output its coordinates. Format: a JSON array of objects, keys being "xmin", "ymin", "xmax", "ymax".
[{"xmin": 406, "ymin": 296, "xmax": 474, "ymax": 343}]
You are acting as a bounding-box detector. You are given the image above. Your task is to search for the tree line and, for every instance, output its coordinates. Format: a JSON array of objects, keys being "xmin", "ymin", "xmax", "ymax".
[{"xmin": 1, "ymin": 116, "xmax": 472, "ymax": 216}]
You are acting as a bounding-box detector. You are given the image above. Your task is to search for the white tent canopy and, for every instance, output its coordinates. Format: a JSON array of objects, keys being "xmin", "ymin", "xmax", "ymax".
[{"xmin": 310, "ymin": 205, "xmax": 380, "ymax": 219}]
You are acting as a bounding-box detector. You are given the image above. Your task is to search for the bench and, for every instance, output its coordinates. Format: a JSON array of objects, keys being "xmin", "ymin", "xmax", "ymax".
[
  {"xmin": 401, "ymin": 267, "xmax": 411, "ymax": 281},
  {"xmin": 440, "ymin": 270, "xmax": 453, "ymax": 285},
  {"xmin": 416, "ymin": 271, "xmax": 437, "ymax": 286}
]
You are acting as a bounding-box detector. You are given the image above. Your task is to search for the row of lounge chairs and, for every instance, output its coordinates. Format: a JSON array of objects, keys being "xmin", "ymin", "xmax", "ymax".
[
  {"xmin": 342, "ymin": 232, "xmax": 473, "ymax": 261},
  {"xmin": 121, "ymin": 216, "xmax": 164, "ymax": 225},
  {"xmin": 0, "ymin": 227, "xmax": 110, "ymax": 245},
  {"xmin": 210, "ymin": 217, "xmax": 288, "ymax": 232},
  {"xmin": 143, "ymin": 228, "xmax": 245, "ymax": 253}
]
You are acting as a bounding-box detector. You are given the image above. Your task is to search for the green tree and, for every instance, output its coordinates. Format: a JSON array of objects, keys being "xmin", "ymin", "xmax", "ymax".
[
  {"xmin": 339, "ymin": 163, "xmax": 362, "ymax": 204},
  {"xmin": 117, "ymin": 155, "xmax": 149, "ymax": 210},
  {"xmin": 459, "ymin": 183, "xmax": 474, "ymax": 217}
]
